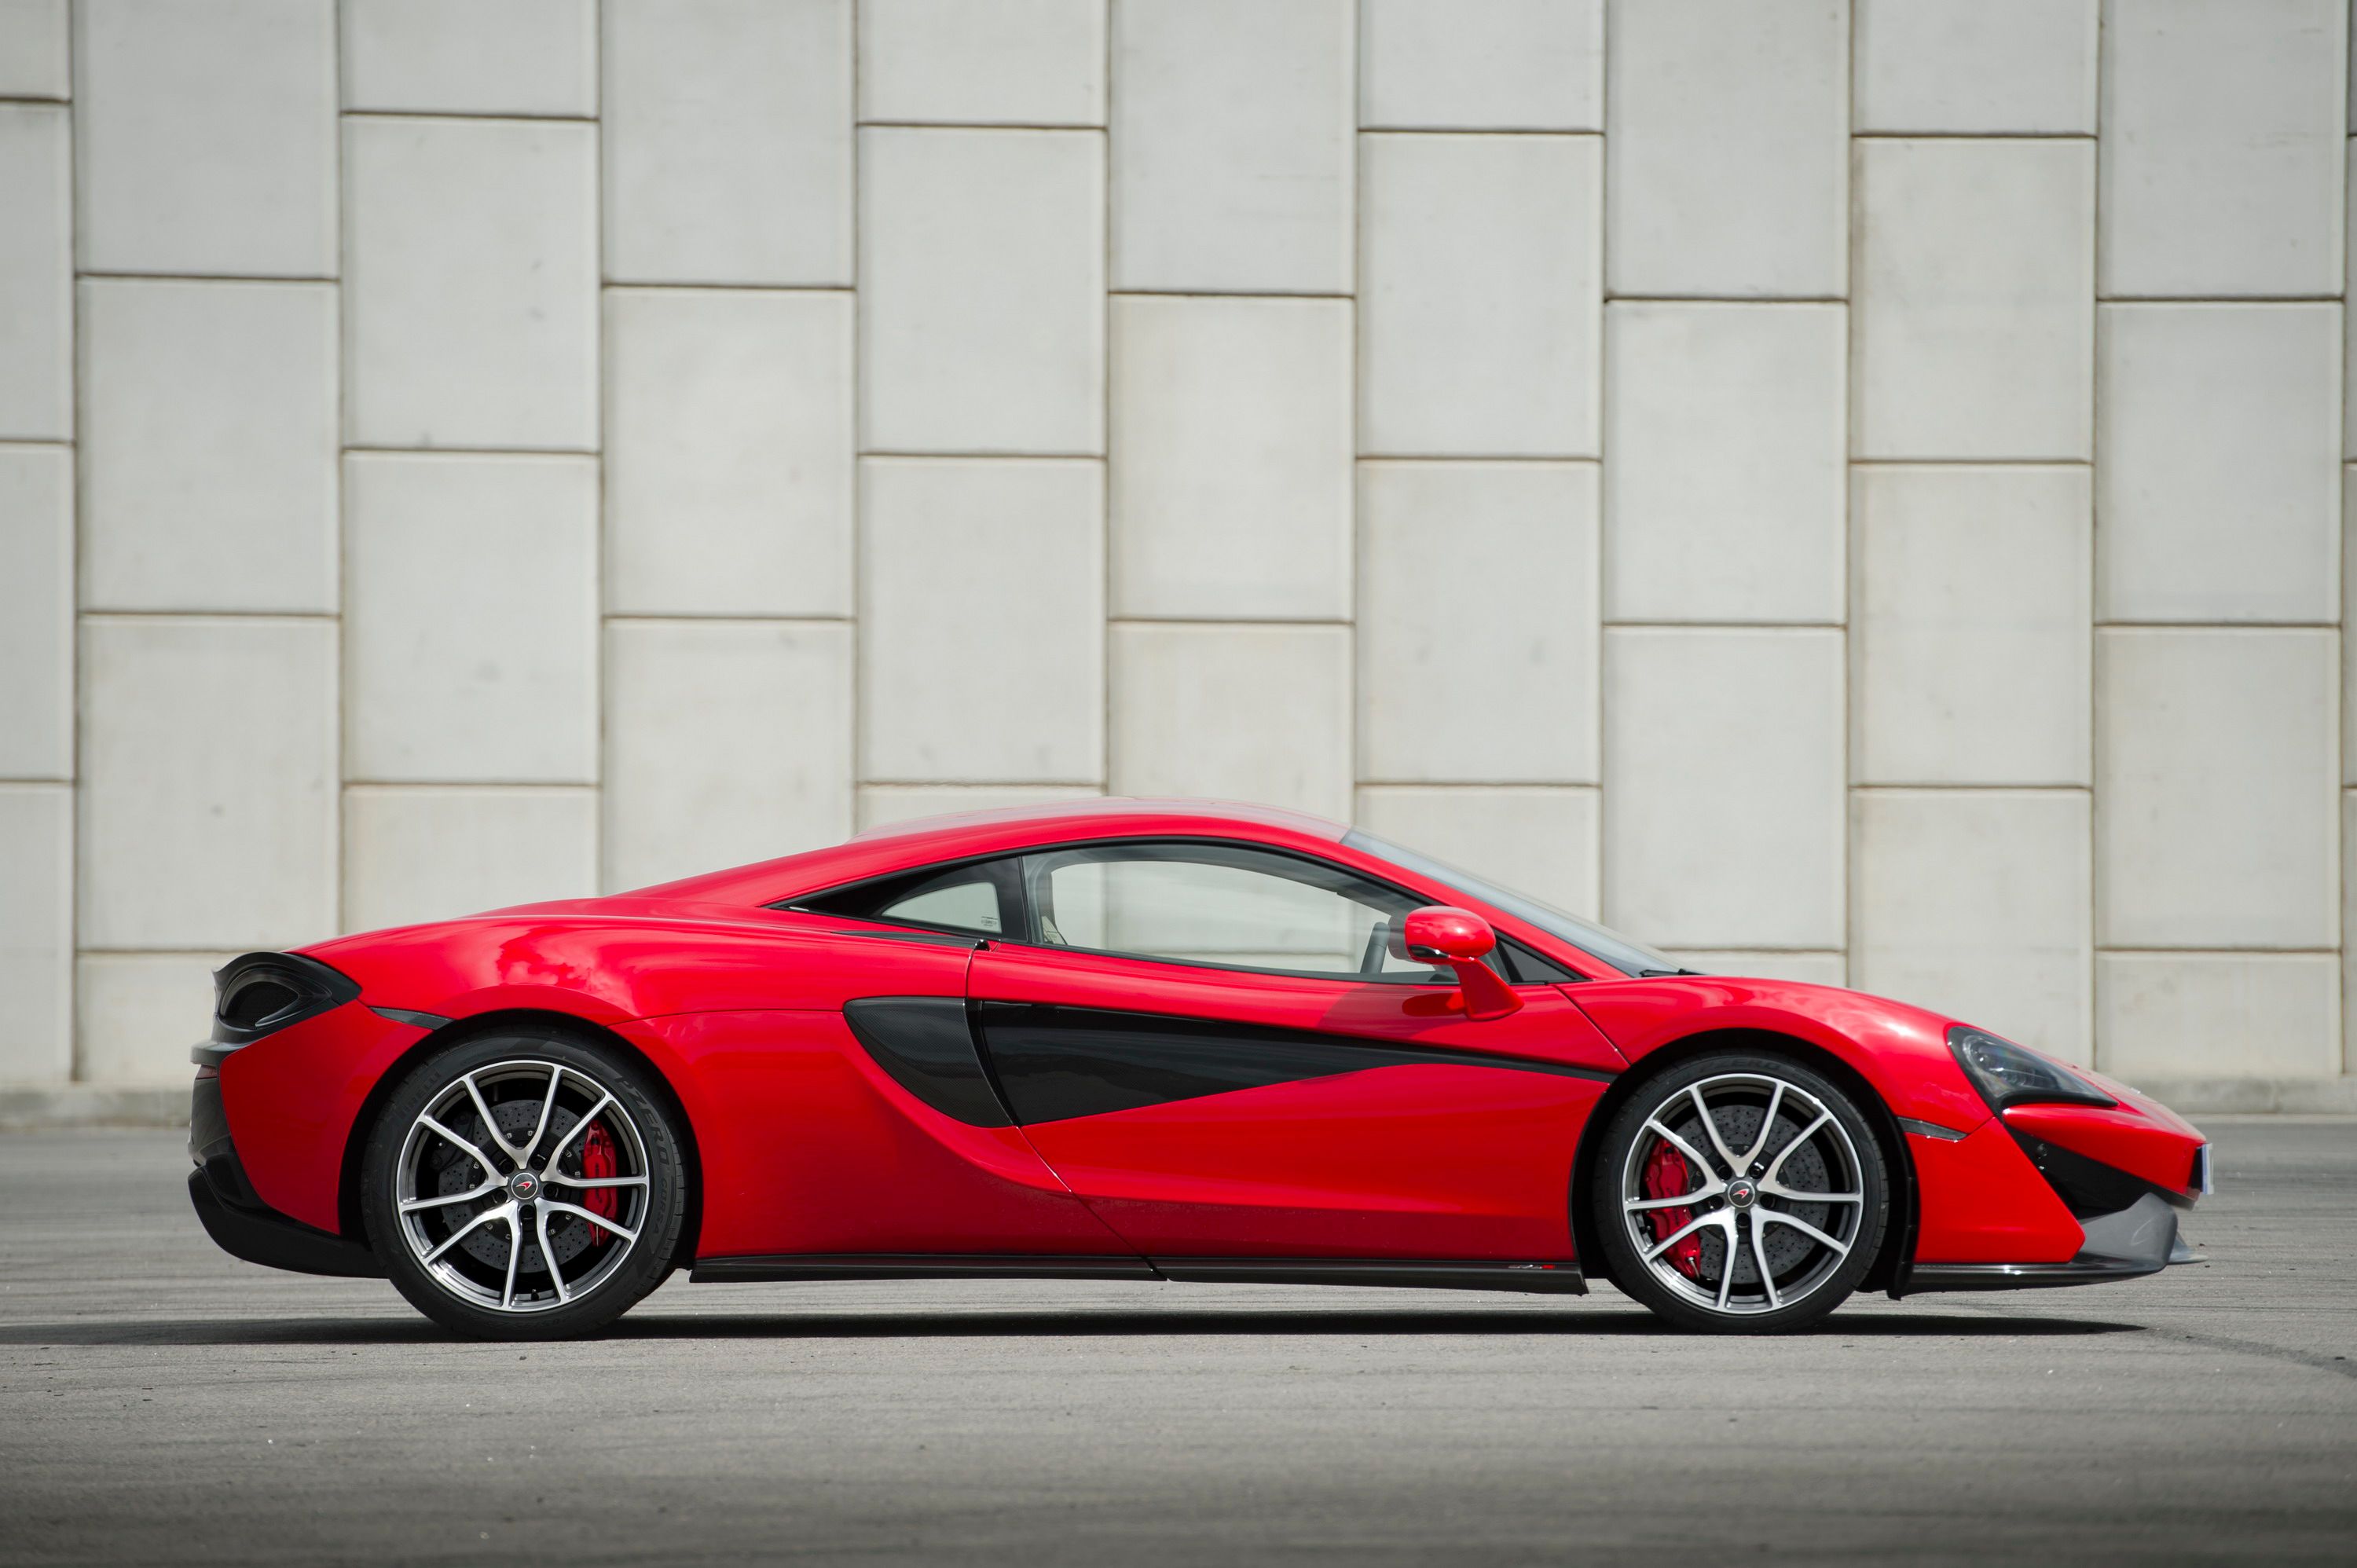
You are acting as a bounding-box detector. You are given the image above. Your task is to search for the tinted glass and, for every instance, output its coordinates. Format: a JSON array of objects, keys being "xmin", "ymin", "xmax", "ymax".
[
  {"xmin": 1021, "ymin": 841, "xmax": 1451, "ymax": 983},
  {"xmin": 880, "ymin": 877, "xmax": 1003, "ymax": 935},
  {"xmin": 801, "ymin": 860, "xmax": 1014, "ymax": 937}
]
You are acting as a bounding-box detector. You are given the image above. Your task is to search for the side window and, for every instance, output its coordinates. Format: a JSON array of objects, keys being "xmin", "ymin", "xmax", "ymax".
[
  {"xmin": 1021, "ymin": 842, "xmax": 1452, "ymax": 983},
  {"xmin": 1497, "ymin": 939, "xmax": 1584, "ymax": 985},
  {"xmin": 798, "ymin": 859, "xmax": 1017, "ymax": 938},
  {"xmin": 879, "ymin": 876, "xmax": 1002, "ymax": 934}
]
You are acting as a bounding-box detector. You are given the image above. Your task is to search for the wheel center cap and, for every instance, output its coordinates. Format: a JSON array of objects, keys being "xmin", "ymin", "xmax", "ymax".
[
  {"xmin": 508, "ymin": 1171, "xmax": 541, "ymax": 1202},
  {"xmin": 1726, "ymin": 1178, "xmax": 1758, "ymax": 1211}
]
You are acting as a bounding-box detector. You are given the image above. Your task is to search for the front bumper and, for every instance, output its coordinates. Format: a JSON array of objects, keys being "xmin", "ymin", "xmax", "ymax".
[
  {"xmin": 1900, "ymin": 1090, "xmax": 2209, "ymax": 1296},
  {"xmin": 1907, "ymin": 1191, "xmax": 2188, "ymax": 1291},
  {"xmin": 189, "ymin": 1064, "xmax": 382, "ymax": 1278}
]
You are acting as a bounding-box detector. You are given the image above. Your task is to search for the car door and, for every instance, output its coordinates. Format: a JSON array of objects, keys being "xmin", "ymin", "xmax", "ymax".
[{"xmin": 966, "ymin": 840, "xmax": 1627, "ymax": 1263}]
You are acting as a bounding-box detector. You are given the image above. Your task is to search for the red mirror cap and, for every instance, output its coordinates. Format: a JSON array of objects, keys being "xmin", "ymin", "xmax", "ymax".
[{"xmin": 1402, "ymin": 905, "xmax": 1497, "ymax": 963}]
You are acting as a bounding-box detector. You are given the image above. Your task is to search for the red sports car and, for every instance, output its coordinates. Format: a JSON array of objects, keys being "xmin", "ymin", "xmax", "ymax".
[{"xmin": 189, "ymin": 799, "xmax": 2209, "ymax": 1339}]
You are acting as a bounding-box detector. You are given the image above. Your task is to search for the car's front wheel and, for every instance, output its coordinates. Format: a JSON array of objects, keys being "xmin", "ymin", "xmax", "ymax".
[
  {"xmin": 361, "ymin": 1030, "xmax": 688, "ymax": 1340},
  {"xmin": 1590, "ymin": 1053, "xmax": 1889, "ymax": 1333}
]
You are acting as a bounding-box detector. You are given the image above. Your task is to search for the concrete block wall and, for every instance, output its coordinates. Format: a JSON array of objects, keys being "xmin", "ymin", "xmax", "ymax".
[{"xmin": 0, "ymin": 0, "xmax": 2349, "ymax": 1108}]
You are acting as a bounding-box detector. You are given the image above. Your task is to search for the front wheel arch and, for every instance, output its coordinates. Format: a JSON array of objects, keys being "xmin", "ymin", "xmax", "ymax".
[
  {"xmin": 336, "ymin": 1007, "xmax": 705, "ymax": 1272},
  {"xmin": 1570, "ymin": 1028, "xmax": 1915, "ymax": 1296}
]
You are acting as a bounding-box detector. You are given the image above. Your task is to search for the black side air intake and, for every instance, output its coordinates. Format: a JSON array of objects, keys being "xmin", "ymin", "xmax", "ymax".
[{"xmin": 211, "ymin": 952, "xmax": 361, "ymax": 1046}]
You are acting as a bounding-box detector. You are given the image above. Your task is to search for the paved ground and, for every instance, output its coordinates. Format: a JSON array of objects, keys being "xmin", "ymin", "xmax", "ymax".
[{"xmin": 2, "ymin": 1121, "xmax": 2352, "ymax": 1566}]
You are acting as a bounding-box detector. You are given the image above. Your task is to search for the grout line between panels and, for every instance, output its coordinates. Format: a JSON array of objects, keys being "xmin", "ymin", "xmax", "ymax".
[
  {"xmin": 592, "ymin": 0, "xmax": 610, "ymax": 897},
  {"xmin": 1848, "ymin": 456, "xmax": 2091, "ymax": 468},
  {"xmin": 2097, "ymin": 295, "xmax": 2348, "ymax": 305},
  {"xmin": 858, "ymin": 449, "xmax": 1105, "ymax": 461},
  {"xmin": 76, "ymin": 609, "xmax": 338, "ymax": 622},
  {"xmin": 1357, "ymin": 124, "xmax": 1606, "ymax": 137},
  {"xmin": 859, "ymin": 780, "xmax": 1109, "ymax": 791},
  {"xmin": 77, "ymin": 272, "xmax": 339, "ymax": 285},
  {"xmin": 345, "ymin": 107, "xmax": 597, "ymax": 123},
  {"xmin": 1849, "ymin": 782, "xmax": 2095, "ymax": 793},
  {"xmin": 1098, "ymin": 0, "xmax": 1113, "ymax": 792},
  {"xmin": 1607, "ymin": 295, "xmax": 1848, "ymax": 305},
  {"xmin": 343, "ymin": 780, "xmax": 602, "ymax": 793},
  {"xmin": 341, "ymin": 109, "xmax": 597, "ymax": 126},
  {"xmin": 848, "ymin": 0, "xmax": 867, "ymax": 830},
  {"xmin": 603, "ymin": 614, "xmax": 856, "ymax": 626},
  {"xmin": 1852, "ymin": 130, "xmax": 2097, "ymax": 141},
  {"xmin": 342, "ymin": 445, "xmax": 598, "ymax": 458},
  {"xmin": 2095, "ymin": 948, "xmax": 2344, "ymax": 958},
  {"xmin": 1111, "ymin": 288, "xmax": 1354, "ymax": 301},
  {"xmin": 602, "ymin": 279, "xmax": 855, "ymax": 294},
  {"xmin": 63, "ymin": 2, "xmax": 81, "ymax": 1083},
  {"xmin": 857, "ymin": 119, "xmax": 1107, "ymax": 133}
]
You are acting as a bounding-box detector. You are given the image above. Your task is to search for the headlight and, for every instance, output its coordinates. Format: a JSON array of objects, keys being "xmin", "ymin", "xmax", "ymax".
[{"xmin": 1946, "ymin": 1025, "xmax": 2114, "ymax": 1112}]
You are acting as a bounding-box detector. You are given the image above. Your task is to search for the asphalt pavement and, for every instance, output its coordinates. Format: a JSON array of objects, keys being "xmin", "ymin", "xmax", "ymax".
[{"xmin": 2, "ymin": 1118, "xmax": 2352, "ymax": 1565}]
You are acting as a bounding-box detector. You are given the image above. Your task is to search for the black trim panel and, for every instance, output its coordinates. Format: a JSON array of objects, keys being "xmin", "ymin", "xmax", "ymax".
[
  {"xmin": 1897, "ymin": 1116, "xmax": 1967, "ymax": 1141},
  {"xmin": 827, "ymin": 929, "xmax": 988, "ymax": 948},
  {"xmin": 691, "ymin": 1254, "xmax": 1156, "ymax": 1284},
  {"xmin": 369, "ymin": 1006, "xmax": 450, "ymax": 1030},
  {"xmin": 189, "ymin": 1070, "xmax": 232, "ymax": 1161},
  {"xmin": 844, "ymin": 997, "xmax": 1014, "ymax": 1127},
  {"xmin": 2009, "ymin": 1128, "xmax": 2196, "ymax": 1214},
  {"xmin": 976, "ymin": 1001, "xmax": 1613, "ymax": 1127},
  {"xmin": 187, "ymin": 1171, "xmax": 386, "ymax": 1278},
  {"xmin": 1151, "ymin": 1258, "xmax": 1586, "ymax": 1295}
]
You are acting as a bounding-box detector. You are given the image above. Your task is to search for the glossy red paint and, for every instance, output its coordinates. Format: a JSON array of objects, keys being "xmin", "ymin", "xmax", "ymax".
[
  {"xmin": 1911, "ymin": 1120, "xmax": 2084, "ymax": 1264},
  {"xmin": 2003, "ymin": 1101, "xmax": 2205, "ymax": 1197},
  {"xmin": 188, "ymin": 797, "xmax": 2201, "ymax": 1288},
  {"xmin": 1399, "ymin": 907, "xmax": 1495, "ymax": 963},
  {"xmin": 1035, "ymin": 1066, "xmax": 1605, "ymax": 1258},
  {"xmin": 971, "ymin": 943, "xmax": 1621, "ymax": 1257},
  {"xmin": 222, "ymin": 1002, "xmax": 432, "ymax": 1232},
  {"xmin": 1399, "ymin": 905, "xmax": 1522, "ymax": 1020},
  {"xmin": 1567, "ymin": 974, "xmax": 1994, "ymax": 1135},
  {"xmin": 618, "ymin": 1009, "xmax": 1124, "ymax": 1258}
]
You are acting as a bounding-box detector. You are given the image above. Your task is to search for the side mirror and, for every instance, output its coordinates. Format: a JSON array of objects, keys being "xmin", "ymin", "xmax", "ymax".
[{"xmin": 1399, "ymin": 906, "xmax": 1523, "ymax": 1021}]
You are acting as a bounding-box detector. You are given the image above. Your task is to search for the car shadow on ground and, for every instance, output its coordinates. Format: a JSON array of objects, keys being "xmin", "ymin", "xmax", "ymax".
[{"xmin": 0, "ymin": 1307, "xmax": 2143, "ymax": 1348}]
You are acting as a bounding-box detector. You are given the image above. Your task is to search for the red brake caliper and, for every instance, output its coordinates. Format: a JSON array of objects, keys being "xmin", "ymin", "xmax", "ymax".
[
  {"xmin": 1644, "ymin": 1137, "xmax": 1703, "ymax": 1280},
  {"xmin": 580, "ymin": 1122, "xmax": 618, "ymax": 1245}
]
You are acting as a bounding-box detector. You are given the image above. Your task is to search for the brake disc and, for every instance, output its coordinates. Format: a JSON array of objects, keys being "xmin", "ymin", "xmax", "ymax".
[
  {"xmin": 1672, "ymin": 1104, "xmax": 1838, "ymax": 1285},
  {"xmin": 436, "ymin": 1101, "xmax": 596, "ymax": 1272}
]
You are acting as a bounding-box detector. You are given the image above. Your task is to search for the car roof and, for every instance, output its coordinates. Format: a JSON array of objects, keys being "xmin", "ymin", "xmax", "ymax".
[{"xmin": 629, "ymin": 797, "xmax": 1351, "ymax": 905}]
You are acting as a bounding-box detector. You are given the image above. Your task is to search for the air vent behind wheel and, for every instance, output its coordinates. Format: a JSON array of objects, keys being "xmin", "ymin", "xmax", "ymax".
[
  {"xmin": 219, "ymin": 978, "xmax": 298, "ymax": 1029},
  {"xmin": 211, "ymin": 953, "xmax": 362, "ymax": 1047}
]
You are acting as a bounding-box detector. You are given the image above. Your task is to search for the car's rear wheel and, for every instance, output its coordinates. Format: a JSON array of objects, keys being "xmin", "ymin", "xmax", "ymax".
[
  {"xmin": 361, "ymin": 1030, "xmax": 687, "ymax": 1340},
  {"xmin": 1590, "ymin": 1053, "xmax": 1888, "ymax": 1333}
]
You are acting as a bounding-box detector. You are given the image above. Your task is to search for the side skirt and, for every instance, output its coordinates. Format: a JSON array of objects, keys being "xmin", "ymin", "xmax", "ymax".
[
  {"xmin": 692, "ymin": 1255, "xmax": 1157, "ymax": 1284},
  {"xmin": 691, "ymin": 1254, "xmax": 1586, "ymax": 1294},
  {"xmin": 1152, "ymin": 1258, "xmax": 1586, "ymax": 1295}
]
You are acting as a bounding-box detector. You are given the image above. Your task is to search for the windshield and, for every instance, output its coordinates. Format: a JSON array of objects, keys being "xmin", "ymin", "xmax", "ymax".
[{"xmin": 1342, "ymin": 828, "xmax": 1689, "ymax": 980}]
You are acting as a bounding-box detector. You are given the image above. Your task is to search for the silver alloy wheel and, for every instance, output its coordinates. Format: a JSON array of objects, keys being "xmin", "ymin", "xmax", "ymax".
[
  {"xmin": 1617, "ymin": 1071, "xmax": 1867, "ymax": 1317},
  {"xmin": 393, "ymin": 1059, "xmax": 652, "ymax": 1315}
]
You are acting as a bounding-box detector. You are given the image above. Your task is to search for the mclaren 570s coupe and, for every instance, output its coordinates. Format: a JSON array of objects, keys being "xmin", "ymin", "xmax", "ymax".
[{"xmin": 188, "ymin": 799, "xmax": 2209, "ymax": 1338}]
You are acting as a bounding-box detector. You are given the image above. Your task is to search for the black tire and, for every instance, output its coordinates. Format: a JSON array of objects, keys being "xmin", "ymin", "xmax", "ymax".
[
  {"xmin": 1590, "ymin": 1052, "xmax": 1888, "ymax": 1334},
  {"xmin": 361, "ymin": 1029, "xmax": 688, "ymax": 1341}
]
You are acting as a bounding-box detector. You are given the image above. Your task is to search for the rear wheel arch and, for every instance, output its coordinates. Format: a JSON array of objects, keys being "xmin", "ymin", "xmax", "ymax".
[
  {"xmin": 337, "ymin": 1007, "xmax": 705, "ymax": 1270},
  {"xmin": 1570, "ymin": 1027, "xmax": 1915, "ymax": 1295}
]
